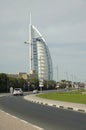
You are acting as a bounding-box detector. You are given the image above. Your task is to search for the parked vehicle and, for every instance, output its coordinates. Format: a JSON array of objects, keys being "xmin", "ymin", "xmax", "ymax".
[{"xmin": 13, "ymin": 88, "xmax": 23, "ymax": 96}]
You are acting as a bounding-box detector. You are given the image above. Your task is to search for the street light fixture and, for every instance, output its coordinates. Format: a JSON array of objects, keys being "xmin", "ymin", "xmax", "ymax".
[{"xmin": 24, "ymin": 41, "xmax": 29, "ymax": 44}]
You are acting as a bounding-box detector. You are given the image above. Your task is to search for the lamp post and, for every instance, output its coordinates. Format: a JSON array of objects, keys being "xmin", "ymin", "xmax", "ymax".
[
  {"xmin": 24, "ymin": 40, "xmax": 33, "ymax": 70},
  {"xmin": 56, "ymin": 65, "xmax": 59, "ymax": 82}
]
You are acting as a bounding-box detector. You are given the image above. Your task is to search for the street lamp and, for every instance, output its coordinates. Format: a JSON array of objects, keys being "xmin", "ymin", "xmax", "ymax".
[{"xmin": 24, "ymin": 41, "xmax": 29, "ymax": 44}]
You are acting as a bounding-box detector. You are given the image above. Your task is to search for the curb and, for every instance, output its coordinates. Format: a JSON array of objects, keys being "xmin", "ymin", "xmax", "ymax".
[{"xmin": 24, "ymin": 96, "xmax": 86, "ymax": 114}]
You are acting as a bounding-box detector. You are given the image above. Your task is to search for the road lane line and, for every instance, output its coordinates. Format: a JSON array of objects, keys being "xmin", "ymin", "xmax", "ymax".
[{"xmin": 0, "ymin": 109, "xmax": 44, "ymax": 130}]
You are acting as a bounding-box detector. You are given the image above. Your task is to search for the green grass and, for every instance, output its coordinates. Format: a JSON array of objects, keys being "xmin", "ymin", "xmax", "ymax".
[{"xmin": 37, "ymin": 91, "xmax": 86, "ymax": 104}]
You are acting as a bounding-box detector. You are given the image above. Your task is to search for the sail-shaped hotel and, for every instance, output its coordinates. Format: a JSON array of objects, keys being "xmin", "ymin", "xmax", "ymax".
[{"xmin": 28, "ymin": 16, "xmax": 53, "ymax": 80}]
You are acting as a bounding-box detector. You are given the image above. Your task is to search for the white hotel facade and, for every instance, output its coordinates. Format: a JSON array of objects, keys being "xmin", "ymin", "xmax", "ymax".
[{"xmin": 28, "ymin": 16, "xmax": 53, "ymax": 80}]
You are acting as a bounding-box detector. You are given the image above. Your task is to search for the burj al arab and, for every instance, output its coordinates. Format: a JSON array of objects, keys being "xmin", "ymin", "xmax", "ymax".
[{"xmin": 26, "ymin": 15, "xmax": 53, "ymax": 80}]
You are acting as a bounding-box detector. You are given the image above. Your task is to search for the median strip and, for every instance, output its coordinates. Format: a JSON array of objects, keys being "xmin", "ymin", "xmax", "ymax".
[{"xmin": 24, "ymin": 95, "xmax": 86, "ymax": 113}]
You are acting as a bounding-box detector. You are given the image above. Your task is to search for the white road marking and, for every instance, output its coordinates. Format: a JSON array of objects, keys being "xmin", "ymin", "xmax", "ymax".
[{"xmin": 0, "ymin": 109, "xmax": 44, "ymax": 130}]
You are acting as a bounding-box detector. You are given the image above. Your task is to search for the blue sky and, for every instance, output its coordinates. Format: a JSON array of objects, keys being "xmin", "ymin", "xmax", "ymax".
[{"xmin": 0, "ymin": 0, "xmax": 86, "ymax": 82}]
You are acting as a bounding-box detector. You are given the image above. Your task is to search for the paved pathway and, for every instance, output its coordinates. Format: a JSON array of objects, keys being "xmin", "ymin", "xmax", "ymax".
[{"xmin": 0, "ymin": 110, "xmax": 43, "ymax": 130}]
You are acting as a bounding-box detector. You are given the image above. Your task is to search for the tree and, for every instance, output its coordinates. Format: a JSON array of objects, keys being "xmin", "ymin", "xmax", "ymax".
[
  {"xmin": 9, "ymin": 77, "xmax": 18, "ymax": 88},
  {"xmin": 29, "ymin": 77, "xmax": 39, "ymax": 91},
  {"xmin": 9, "ymin": 77, "xmax": 27, "ymax": 91},
  {"xmin": 43, "ymin": 80, "xmax": 56, "ymax": 90},
  {"xmin": 0, "ymin": 73, "xmax": 8, "ymax": 92},
  {"xmin": 17, "ymin": 78, "xmax": 27, "ymax": 91},
  {"xmin": 59, "ymin": 80, "xmax": 66, "ymax": 89}
]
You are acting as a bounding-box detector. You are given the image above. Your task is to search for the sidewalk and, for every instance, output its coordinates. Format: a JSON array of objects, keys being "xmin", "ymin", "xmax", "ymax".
[
  {"xmin": 0, "ymin": 110, "xmax": 43, "ymax": 130},
  {"xmin": 24, "ymin": 94, "xmax": 86, "ymax": 113},
  {"xmin": 0, "ymin": 93, "xmax": 10, "ymax": 97}
]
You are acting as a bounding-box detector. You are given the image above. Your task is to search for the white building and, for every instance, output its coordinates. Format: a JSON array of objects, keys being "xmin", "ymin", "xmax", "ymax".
[{"xmin": 27, "ymin": 15, "xmax": 53, "ymax": 80}]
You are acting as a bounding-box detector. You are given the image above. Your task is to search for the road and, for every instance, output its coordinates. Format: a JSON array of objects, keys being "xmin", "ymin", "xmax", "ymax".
[{"xmin": 0, "ymin": 95, "xmax": 86, "ymax": 130}]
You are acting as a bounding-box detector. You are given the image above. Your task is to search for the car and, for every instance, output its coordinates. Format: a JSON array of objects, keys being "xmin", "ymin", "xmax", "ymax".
[
  {"xmin": 33, "ymin": 89, "xmax": 39, "ymax": 94},
  {"xmin": 13, "ymin": 88, "xmax": 23, "ymax": 96}
]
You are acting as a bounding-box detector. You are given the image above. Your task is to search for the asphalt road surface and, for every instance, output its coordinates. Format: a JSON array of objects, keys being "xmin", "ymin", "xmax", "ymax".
[{"xmin": 0, "ymin": 96, "xmax": 86, "ymax": 130}]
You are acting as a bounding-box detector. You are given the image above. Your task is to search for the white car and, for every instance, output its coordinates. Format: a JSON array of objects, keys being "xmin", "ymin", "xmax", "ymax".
[
  {"xmin": 33, "ymin": 89, "xmax": 39, "ymax": 94},
  {"xmin": 13, "ymin": 88, "xmax": 23, "ymax": 96}
]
